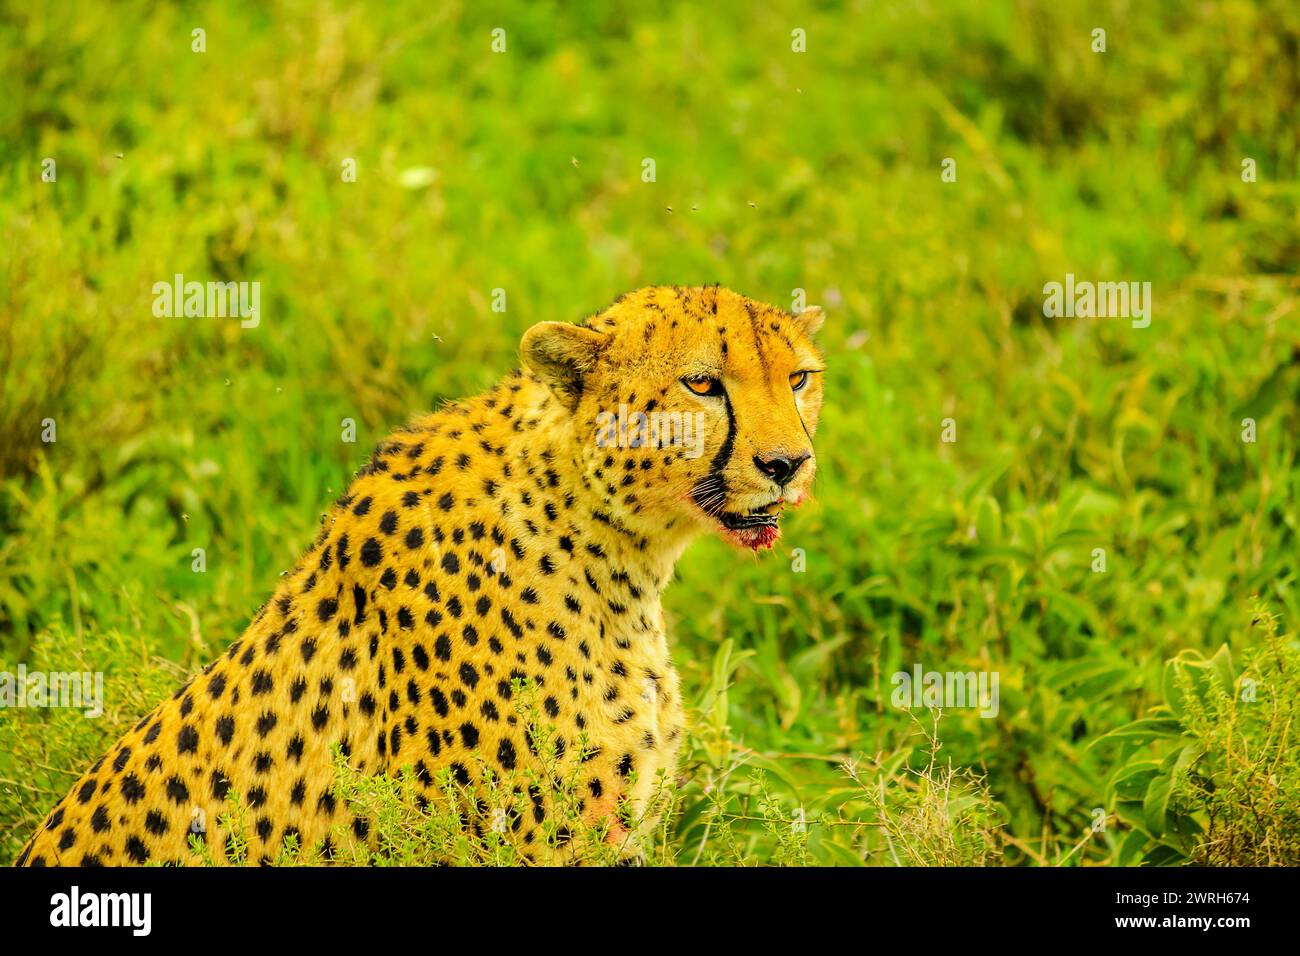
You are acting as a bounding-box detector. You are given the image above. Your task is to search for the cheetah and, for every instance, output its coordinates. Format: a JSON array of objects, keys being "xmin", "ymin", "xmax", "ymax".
[{"xmin": 16, "ymin": 285, "xmax": 825, "ymax": 866}]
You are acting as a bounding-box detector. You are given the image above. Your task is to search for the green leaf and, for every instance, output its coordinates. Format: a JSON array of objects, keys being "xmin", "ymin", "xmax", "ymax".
[
  {"xmin": 1162, "ymin": 645, "xmax": 1236, "ymax": 716},
  {"xmin": 1141, "ymin": 843, "xmax": 1189, "ymax": 867},
  {"xmin": 1087, "ymin": 718, "xmax": 1182, "ymax": 751},
  {"xmin": 1117, "ymin": 827, "xmax": 1150, "ymax": 866},
  {"xmin": 976, "ymin": 495, "xmax": 1002, "ymax": 546},
  {"xmin": 1143, "ymin": 770, "xmax": 1173, "ymax": 837},
  {"xmin": 1143, "ymin": 744, "xmax": 1200, "ymax": 836},
  {"xmin": 1110, "ymin": 760, "xmax": 1163, "ymax": 801}
]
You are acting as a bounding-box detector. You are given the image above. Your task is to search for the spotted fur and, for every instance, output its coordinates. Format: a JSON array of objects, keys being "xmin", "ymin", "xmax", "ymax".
[{"xmin": 16, "ymin": 286, "xmax": 824, "ymax": 866}]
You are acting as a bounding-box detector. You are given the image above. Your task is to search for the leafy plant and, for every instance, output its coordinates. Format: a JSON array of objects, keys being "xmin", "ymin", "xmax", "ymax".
[{"xmin": 1095, "ymin": 602, "xmax": 1300, "ymax": 866}]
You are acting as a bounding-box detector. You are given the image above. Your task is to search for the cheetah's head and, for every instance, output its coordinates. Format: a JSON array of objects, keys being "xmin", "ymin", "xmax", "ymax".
[{"xmin": 522, "ymin": 286, "xmax": 824, "ymax": 551}]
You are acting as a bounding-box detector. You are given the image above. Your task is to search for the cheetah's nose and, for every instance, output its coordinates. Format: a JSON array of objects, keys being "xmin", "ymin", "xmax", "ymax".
[{"xmin": 753, "ymin": 452, "xmax": 810, "ymax": 486}]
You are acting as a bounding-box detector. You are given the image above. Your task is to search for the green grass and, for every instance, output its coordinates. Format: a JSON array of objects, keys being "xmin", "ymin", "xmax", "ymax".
[{"xmin": 1, "ymin": 0, "xmax": 1298, "ymax": 866}]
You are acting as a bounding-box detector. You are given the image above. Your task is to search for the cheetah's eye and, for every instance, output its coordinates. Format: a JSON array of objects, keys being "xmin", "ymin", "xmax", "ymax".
[
  {"xmin": 789, "ymin": 371, "xmax": 810, "ymax": 391},
  {"xmin": 682, "ymin": 376, "xmax": 724, "ymax": 397}
]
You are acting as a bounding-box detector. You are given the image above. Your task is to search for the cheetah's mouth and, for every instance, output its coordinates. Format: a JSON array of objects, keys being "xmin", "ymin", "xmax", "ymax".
[
  {"xmin": 715, "ymin": 500, "xmax": 785, "ymax": 550},
  {"xmin": 718, "ymin": 502, "xmax": 783, "ymax": 530},
  {"xmin": 689, "ymin": 475, "xmax": 787, "ymax": 550}
]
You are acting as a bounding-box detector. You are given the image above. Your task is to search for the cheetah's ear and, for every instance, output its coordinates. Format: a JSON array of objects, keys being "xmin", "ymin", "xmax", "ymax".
[
  {"xmin": 521, "ymin": 322, "xmax": 609, "ymax": 409},
  {"xmin": 794, "ymin": 305, "xmax": 824, "ymax": 336}
]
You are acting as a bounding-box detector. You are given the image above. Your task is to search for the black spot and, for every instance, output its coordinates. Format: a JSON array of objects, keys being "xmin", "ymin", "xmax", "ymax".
[
  {"xmin": 176, "ymin": 723, "xmax": 198, "ymax": 754},
  {"xmin": 430, "ymin": 688, "xmax": 450, "ymax": 718},
  {"xmin": 207, "ymin": 673, "xmax": 228, "ymax": 699},
  {"xmin": 125, "ymin": 836, "xmax": 149, "ymax": 864},
  {"xmin": 434, "ymin": 634, "xmax": 452, "ymax": 661},
  {"xmin": 211, "ymin": 770, "xmax": 232, "ymax": 800},
  {"xmin": 360, "ymin": 538, "xmax": 383, "ymax": 567},
  {"xmin": 501, "ymin": 609, "xmax": 523, "ymax": 639},
  {"xmin": 497, "ymin": 738, "xmax": 517, "ymax": 770}
]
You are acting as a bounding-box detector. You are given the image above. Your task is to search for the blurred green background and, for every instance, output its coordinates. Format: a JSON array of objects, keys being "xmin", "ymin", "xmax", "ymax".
[{"xmin": 2, "ymin": 0, "xmax": 1298, "ymax": 865}]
